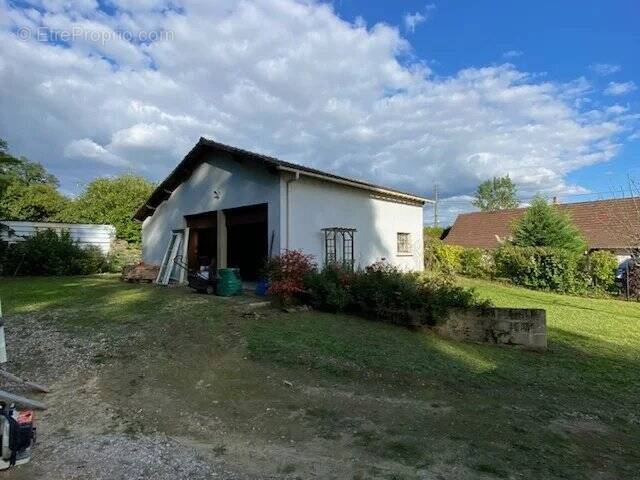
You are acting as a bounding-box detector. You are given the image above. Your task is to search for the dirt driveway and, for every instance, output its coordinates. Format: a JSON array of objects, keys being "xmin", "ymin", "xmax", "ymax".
[
  {"xmin": 2, "ymin": 277, "xmax": 638, "ymax": 480},
  {"xmin": 2, "ymin": 293, "xmax": 447, "ymax": 480}
]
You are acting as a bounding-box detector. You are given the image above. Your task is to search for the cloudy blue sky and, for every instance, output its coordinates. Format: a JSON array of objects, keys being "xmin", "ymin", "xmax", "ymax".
[{"xmin": 0, "ymin": 0, "xmax": 638, "ymax": 224}]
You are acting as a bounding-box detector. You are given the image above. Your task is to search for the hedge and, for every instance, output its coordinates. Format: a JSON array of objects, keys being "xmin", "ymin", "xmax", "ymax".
[
  {"xmin": 582, "ymin": 250, "xmax": 618, "ymax": 292},
  {"xmin": 301, "ymin": 261, "xmax": 491, "ymax": 328},
  {"xmin": 425, "ymin": 237, "xmax": 494, "ymax": 279},
  {"xmin": 424, "ymin": 236, "xmax": 620, "ymax": 295},
  {"xmin": 493, "ymin": 245, "xmax": 587, "ymax": 293}
]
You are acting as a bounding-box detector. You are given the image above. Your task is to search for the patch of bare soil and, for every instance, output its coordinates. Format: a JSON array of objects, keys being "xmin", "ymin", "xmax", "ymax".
[
  {"xmin": 1, "ymin": 313, "xmax": 255, "ymax": 480},
  {"xmin": 1, "ymin": 303, "xmax": 473, "ymax": 480}
]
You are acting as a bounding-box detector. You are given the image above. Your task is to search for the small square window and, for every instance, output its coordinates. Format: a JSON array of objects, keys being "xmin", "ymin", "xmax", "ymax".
[{"xmin": 397, "ymin": 232, "xmax": 411, "ymax": 254}]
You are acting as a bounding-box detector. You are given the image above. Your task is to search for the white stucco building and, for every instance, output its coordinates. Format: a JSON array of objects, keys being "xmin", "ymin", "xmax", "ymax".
[{"xmin": 135, "ymin": 138, "xmax": 430, "ymax": 282}]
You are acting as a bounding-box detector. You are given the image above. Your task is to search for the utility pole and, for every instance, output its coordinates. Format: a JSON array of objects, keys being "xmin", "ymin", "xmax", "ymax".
[{"xmin": 433, "ymin": 183, "xmax": 439, "ymax": 228}]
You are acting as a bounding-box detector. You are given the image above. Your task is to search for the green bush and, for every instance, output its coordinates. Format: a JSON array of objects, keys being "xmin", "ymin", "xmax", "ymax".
[
  {"xmin": 423, "ymin": 236, "xmax": 441, "ymax": 270},
  {"xmin": 459, "ymin": 248, "xmax": 494, "ymax": 278},
  {"xmin": 0, "ymin": 230, "xmax": 108, "ymax": 276},
  {"xmin": 303, "ymin": 265, "xmax": 353, "ymax": 312},
  {"xmin": 303, "ymin": 260, "xmax": 491, "ymax": 328},
  {"xmin": 417, "ymin": 271, "xmax": 492, "ymax": 325},
  {"xmin": 424, "ymin": 237, "xmax": 464, "ymax": 273},
  {"xmin": 583, "ymin": 250, "xmax": 618, "ymax": 292},
  {"xmin": 424, "ymin": 238, "xmax": 493, "ymax": 279},
  {"xmin": 106, "ymin": 240, "xmax": 142, "ymax": 273},
  {"xmin": 435, "ymin": 243, "xmax": 464, "ymax": 273},
  {"xmin": 350, "ymin": 261, "xmax": 424, "ymax": 325},
  {"xmin": 56, "ymin": 174, "xmax": 154, "ymax": 243},
  {"xmin": 494, "ymin": 245, "xmax": 587, "ymax": 293}
]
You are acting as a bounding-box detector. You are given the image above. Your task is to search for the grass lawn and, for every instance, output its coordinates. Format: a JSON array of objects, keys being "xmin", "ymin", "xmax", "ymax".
[{"xmin": 1, "ymin": 275, "xmax": 639, "ymax": 479}]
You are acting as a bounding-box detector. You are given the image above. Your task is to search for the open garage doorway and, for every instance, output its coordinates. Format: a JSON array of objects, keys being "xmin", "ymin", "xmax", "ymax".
[
  {"xmin": 185, "ymin": 212, "xmax": 218, "ymax": 271},
  {"xmin": 225, "ymin": 203, "xmax": 268, "ymax": 281}
]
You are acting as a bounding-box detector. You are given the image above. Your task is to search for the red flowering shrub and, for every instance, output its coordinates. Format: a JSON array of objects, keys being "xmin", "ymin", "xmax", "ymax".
[{"xmin": 265, "ymin": 250, "xmax": 316, "ymax": 304}]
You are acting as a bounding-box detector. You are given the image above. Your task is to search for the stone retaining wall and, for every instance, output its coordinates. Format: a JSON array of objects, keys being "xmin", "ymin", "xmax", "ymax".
[{"xmin": 433, "ymin": 307, "xmax": 547, "ymax": 350}]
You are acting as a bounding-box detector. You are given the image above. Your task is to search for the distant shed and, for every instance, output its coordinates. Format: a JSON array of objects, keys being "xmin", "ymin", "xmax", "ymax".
[{"xmin": 0, "ymin": 221, "xmax": 116, "ymax": 254}]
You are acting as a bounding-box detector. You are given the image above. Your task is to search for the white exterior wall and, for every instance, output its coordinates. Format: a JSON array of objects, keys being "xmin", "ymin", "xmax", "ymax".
[
  {"xmin": 0, "ymin": 221, "xmax": 115, "ymax": 254},
  {"xmin": 142, "ymin": 152, "xmax": 281, "ymax": 265},
  {"xmin": 284, "ymin": 176, "xmax": 424, "ymax": 271}
]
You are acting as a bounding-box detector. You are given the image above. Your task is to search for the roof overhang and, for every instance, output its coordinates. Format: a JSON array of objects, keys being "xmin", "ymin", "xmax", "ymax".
[
  {"xmin": 134, "ymin": 138, "xmax": 431, "ymax": 221},
  {"xmin": 276, "ymin": 165, "xmax": 430, "ymax": 205}
]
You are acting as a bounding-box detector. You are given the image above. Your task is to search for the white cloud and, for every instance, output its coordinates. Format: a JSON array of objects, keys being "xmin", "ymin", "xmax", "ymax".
[
  {"xmin": 109, "ymin": 123, "xmax": 173, "ymax": 150},
  {"xmin": 604, "ymin": 81, "xmax": 637, "ymax": 96},
  {"xmin": 404, "ymin": 4, "xmax": 435, "ymax": 33},
  {"xmin": 0, "ymin": 0, "xmax": 636, "ymax": 209},
  {"xmin": 404, "ymin": 12, "xmax": 425, "ymax": 33},
  {"xmin": 502, "ymin": 50, "xmax": 523, "ymax": 59},
  {"xmin": 64, "ymin": 139, "xmax": 129, "ymax": 167},
  {"xmin": 590, "ymin": 63, "xmax": 621, "ymax": 76}
]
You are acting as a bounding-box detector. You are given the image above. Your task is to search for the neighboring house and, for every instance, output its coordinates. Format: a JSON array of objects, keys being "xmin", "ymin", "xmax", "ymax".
[
  {"xmin": 0, "ymin": 221, "xmax": 116, "ymax": 254},
  {"xmin": 135, "ymin": 138, "xmax": 430, "ymax": 282},
  {"xmin": 444, "ymin": 197, "xmax": 640, "ymax": 262}
]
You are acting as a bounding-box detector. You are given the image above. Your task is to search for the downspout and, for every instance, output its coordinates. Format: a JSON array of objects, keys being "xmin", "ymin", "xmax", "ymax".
[{"xmin": 285, "ymin": 171, "xmax": 300, "ymax": 250}]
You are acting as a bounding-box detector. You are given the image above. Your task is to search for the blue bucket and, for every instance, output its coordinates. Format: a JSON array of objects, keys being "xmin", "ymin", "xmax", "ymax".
[{"xmin": 255, "ymin": 279, "xmax": 269, "ymax": 296}]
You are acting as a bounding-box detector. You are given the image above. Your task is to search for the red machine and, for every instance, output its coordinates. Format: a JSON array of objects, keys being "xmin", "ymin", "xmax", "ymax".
[{"xmin": 0, "ymin": 404, "xmax": 36, "ymax": 470}]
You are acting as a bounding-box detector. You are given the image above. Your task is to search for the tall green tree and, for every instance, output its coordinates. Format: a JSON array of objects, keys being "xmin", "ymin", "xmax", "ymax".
[
  {"xmin": 0, "ymin": 139, "xmax": 21, "ymax": 195},
  {"xmin": 58, "ymin": 174, "xmax": 154, "ymax": 243},
  {"xmin": 1, "ymin": 183, "xmax": 69, "ymax": 221},
  {"xmin": 3, "ymin": 159, "xmax": 58, "ymax": 187},
  {"xmin": 511, "ymin": 196, "xmax": 587, "ymax": 253},
  {"xmin": 473, "ymin": 175, "xmax": 519, "ymax": 211},
  {"xmin": 0, "ymin": 138, "xmax": 66, "ymax": 221},
  {"xmin": 1, "ymin": 138, "xmax": 58, "ymax": 188}
]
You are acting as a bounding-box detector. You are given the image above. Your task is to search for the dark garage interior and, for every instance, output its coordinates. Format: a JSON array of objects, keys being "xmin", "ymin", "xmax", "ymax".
[
  {"xmin": 226, "ymin": 203, "xmax": 268, "ymax": 281},
  {"xmin": 184, "ymin": 203, "xmax": 268, "ymax": 281},
  {"xmin": 185, "ymin": 212, "xmax": 218, "ymax": 270}
]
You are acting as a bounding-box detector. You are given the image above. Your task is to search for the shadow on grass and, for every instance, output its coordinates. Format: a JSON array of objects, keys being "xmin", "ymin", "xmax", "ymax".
[
  {"xmin": 0, "ymin": 274, "xmax": 229, "ymax": 333},
  {"xmin": 244, "ymin": 310, "xmax": 640, "ymax": 411},
  {"xmin": 3, "ymin": 275, "xmax": 638, "ymax": 407},
  {"xmin": 243, "ymin": 310, "xmax": 640, "ymax": 479},
  {"xmin": 2, "ymin": 275, "xmax": 638, "ymax": 479}
]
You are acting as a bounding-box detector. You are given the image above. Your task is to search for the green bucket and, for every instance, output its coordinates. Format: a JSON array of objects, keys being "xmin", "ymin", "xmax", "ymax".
[{"xmin": 217, "ymin": 268, "xmax": 243, "ymax": 296}]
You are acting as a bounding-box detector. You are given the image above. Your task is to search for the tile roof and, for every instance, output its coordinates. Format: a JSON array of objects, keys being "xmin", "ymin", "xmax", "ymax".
[{"xmin": 444, "ymin": 197, "xmax": 640, "ymax": 250}]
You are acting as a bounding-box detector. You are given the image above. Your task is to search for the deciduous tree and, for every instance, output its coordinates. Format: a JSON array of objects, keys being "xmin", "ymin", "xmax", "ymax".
[
  {"xmin": 0, "ymin": 138, "xmax": 67, "ymax": 221},
  {"xmin": 58, "ymin": 174, "xmax": 154, "ymax": 243},
  {"xmin": 0, "ymin": 182, "xmax": 69, "ymax": 221},
  {"xmin": 0, "ymin": 138, "xmax": 21, "ymax": 195},
  {"xmin": 473, "ymin": 175, "xmax": 519, "ymax": 211}
]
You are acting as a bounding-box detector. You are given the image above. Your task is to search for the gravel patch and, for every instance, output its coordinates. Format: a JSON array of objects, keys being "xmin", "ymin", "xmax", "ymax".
[
  {"xmin": 14, "ymin": 433, "xmax": 248, "ymax": 480},
  {"xmin": 0, "ymin": 313, "xmax": 264, "ymax": 479}
]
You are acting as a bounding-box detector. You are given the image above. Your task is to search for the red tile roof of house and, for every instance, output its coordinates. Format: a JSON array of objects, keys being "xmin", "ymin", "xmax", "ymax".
[{"xmin": 444, "ymin": 197, "xmax": 640, "ymax": 251}]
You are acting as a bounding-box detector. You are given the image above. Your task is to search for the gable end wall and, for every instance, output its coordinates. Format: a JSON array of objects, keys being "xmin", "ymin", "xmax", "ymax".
[{"xmin": 142, "ymin": 152, "xmax": 281, "ymax": 264}]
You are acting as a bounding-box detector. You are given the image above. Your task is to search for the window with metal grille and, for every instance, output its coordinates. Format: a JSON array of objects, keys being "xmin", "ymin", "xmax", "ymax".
[
  {"xmin": 397, "ymin": 232, "xmax": 411, "ymax": 254},
  {"xmin": 322, "ymin": 227, "xmax": 356, "ymax": 270}
]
